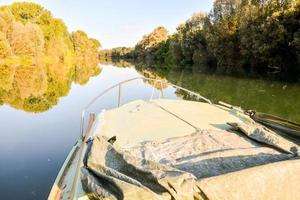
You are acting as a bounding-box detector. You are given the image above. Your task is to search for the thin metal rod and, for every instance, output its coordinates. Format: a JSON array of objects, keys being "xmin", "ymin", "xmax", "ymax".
[
  {"xmin": 80, "ymin": 110, "xmax": 85, "ymax": 138},
  {"xmin": 150, "ymin": 80, "xmax": 158, "ymax": 100},
  {"xmin": 168, "ymin": 83, "xmax": 212, "ymax": 104},
  {"xmin": 83, "ymin": 77, "xmax": 143, "ymax": 111},
  {"xmin": 160, "ymin": 80, "xmax": 164, "ymax": 98},
  {"xmin": 118, "ymin": 84, "xmax": 122, "ymax": 107}
]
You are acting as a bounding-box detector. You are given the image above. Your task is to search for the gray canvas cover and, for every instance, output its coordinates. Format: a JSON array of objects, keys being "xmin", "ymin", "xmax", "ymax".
[{"xmin": 80, "ymin": 121, "xmax": 300, "ymax": 200}]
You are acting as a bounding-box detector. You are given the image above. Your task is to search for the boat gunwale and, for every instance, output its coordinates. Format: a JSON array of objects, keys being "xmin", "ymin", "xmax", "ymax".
[{"xmin": 47, "ymin": 141, "xmax": 81, "ymax": 200}]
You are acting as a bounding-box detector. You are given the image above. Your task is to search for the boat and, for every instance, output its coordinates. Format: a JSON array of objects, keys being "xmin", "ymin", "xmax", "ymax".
[{"xmin": 48, "ymin": 77, "xmax": 300, "ymax": 200}]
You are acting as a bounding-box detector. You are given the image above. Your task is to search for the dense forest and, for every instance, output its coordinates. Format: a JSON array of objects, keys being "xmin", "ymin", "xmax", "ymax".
[
  {"xmin": 0, "ymin": 2, "xmax": 101, "ymax": 112},
  {"xmin": 101, "ymin": 0, "xmax": 300, "ymax": 81}
]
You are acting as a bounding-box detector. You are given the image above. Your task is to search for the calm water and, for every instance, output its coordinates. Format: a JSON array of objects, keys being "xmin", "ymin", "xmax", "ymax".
[{"xmin": 1, "ymin": 61, "xmax": 300, "ymax": 199}]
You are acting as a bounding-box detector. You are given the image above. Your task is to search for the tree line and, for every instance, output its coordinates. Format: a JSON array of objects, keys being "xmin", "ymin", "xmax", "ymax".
[
  {"xmin": 0, "ymin": 2, "xmax": 100, "ymax": 67},
  {"xmin": 101, "ymin": 0, "xmax": 300, "ymax": 81},
  {"xmin": 0, "ymin": 2, "xmax": 102, "ymax": 112}
]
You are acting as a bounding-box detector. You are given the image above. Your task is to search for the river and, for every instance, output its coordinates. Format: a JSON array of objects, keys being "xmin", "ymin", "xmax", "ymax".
[{"xmin": 0, "ymin": 60, "xmax": 299, "ymax": 199}]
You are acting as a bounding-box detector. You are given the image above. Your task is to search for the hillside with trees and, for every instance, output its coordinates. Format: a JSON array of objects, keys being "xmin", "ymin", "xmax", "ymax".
[
  {"xmin": 101, "ymin": 0, "xmax": 300, "ymax": 81},
  {"xmin": 0, "ymin": 2, "xmax": 101, "ymax": 112},
  {"xmin": 0, "ymin": 2, "xmax": 100, "ymax": 65}
]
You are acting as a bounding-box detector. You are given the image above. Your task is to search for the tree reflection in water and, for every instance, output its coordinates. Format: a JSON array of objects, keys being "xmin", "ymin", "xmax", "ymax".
[
  {"xmin": 0, "ymin": 61, "xmax": 101, "ymax": 112},
  {"xmin": 101, "ymin": 59, "xmax": 300, "ymax": 123}
]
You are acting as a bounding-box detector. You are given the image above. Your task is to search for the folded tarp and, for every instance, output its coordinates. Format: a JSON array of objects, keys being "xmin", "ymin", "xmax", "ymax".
[
  {"xmin": 81, "ymin": 125, "xmax": 300, "ymax": 200},
  {"xmin": 198, "ymin": 159, "xmax": 300, "ymax": 200},
  {"xmin": 228, "ymin": 121, "xmax": 300, "ymax": 155}
]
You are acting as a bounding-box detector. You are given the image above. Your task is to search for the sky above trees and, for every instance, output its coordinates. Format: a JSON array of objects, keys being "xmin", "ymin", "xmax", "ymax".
[{"xmin": 0, "ymin": 0, "xmax": 214, "ymax": 48}]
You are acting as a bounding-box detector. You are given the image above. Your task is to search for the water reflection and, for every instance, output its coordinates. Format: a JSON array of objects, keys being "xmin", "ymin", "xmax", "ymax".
[
  {"xmin": 101, "ymin": 59, "xmax": 300, "ymax": 123},
  {"xmin": 0, "ymin": 61, "xmax": 101, "ymax": 112}
]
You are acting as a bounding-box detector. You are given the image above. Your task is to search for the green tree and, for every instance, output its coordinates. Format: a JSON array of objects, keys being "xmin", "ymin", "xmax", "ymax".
[{"xmin": 134, "ymin": 26, "xmax": 169, "ymax": 60}]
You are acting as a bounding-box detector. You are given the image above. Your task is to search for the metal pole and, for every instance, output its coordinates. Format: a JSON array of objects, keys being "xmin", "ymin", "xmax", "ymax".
[
  {"xmin": 80, "ymin": 111, "xmax": 85, "ymax": 139},
  {"xmin": 118, "ymin": 84, "xmax": 122, "ymax": 107},
  {"xmin": 150, "ymin": 80, "xmax": 157, "ymax": 100},
  {"xmin": 160, "ymin": 80, "xmax": 164, "ymax": 98}
]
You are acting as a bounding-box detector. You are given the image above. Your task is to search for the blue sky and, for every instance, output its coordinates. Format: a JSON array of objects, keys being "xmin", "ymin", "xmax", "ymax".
[{"xmin": 0, "ymin": 0, "xmax": 214, "ymax": 48}]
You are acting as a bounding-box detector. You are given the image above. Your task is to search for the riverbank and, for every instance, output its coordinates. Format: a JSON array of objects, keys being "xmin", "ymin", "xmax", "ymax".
[{"xmin": 100, "ymin": 57, "xmax": 300, "ymax": 82}]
